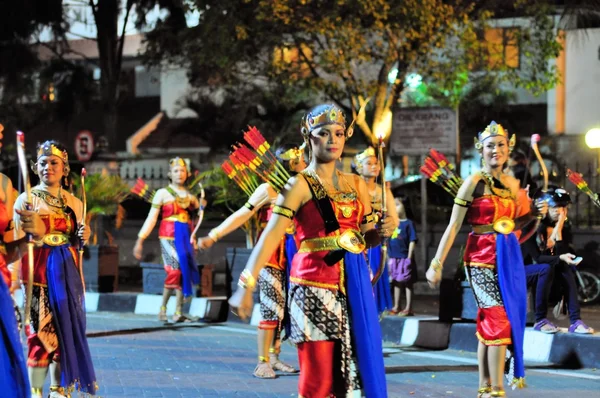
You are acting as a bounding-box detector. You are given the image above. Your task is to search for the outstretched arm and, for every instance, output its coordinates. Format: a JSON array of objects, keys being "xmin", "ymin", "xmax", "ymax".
[
  {"xmin": 198, "ymin": 183, "xmax": 274, "ymax": 249},
  {"xmin": 133, "ymin": 190, "xmax": 164, "ymax": 260}
]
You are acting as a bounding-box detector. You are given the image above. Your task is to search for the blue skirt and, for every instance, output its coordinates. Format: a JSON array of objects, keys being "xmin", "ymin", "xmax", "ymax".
[{"xmin": 368, "ymin": 245, "xmax": 393, "ymax": 313}]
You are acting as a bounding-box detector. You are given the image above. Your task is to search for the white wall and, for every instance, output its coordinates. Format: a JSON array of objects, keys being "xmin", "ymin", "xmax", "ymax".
[
  {"xmin": 135, "ymin": 65, "xmax": 161, "ymax": 97},
  {"xmin": 160, "ymin": 67, "xmax": 195, "ymax": 117},
  {"xmin": 564, "ymin": 29, "xmax": 600, "ymax": 135}
]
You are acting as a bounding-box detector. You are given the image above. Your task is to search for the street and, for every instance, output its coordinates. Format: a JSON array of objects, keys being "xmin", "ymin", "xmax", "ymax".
[{"xmin": 53, "ymin": 313, "xmax": 600, "ymax": 397}]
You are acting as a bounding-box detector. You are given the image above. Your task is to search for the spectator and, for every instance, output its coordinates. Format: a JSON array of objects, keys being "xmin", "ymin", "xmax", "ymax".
[
  {"xmin": 387, "ymin": 197, "xmax": 417, "ymax": 316},
  {"xmin": 521, "ymin": 186, "xmax": 594, "ymax": 334}
]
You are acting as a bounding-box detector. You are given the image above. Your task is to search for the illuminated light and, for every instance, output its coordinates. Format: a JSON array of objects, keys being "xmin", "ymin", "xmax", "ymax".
[
  {"xmin": 387, "ymin": 68, "xmax": 398, "ymax": 84},
  {"xmin": 585, "ymin": 128, "xmax": 600, "ymax": 149},
  {"xmin": 374, "ymin": 109, "xmax": 393, "ymax": 140},
  {"xmin": 49, "ymin": 93, "xmax": 55, "ymax": 102},
  {"xmin": 406, "ymin": 73, "xmax": 423, "ymax": 89}
]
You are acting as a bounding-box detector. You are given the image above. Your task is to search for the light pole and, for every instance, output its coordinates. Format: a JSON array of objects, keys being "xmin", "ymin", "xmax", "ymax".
[{"xmin": 585, "ymin": 128, "xmax": 600, "ymax": 172}]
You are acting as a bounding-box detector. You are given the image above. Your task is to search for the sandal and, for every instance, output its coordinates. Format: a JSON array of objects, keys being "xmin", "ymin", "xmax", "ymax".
[
  {"xmin": 172, "ymin": 313, "xmax": 194, "ymax": 323},
  {"xmin": 477, "ymin": 385, "xmax": 491, "ymax": 398},
  {"xmin": 158, "ymin": 306, "xmax": 167, "ymax": 322},
  {"xmin": 533, "ymin": 318, "xmax": 559, "ymax": 334},
  {"xmin": 48, "ymin": 386, "xmax": 69, "ymax": 398},
  {"xmin": 490, "ymin": 387, "xmax": 505, "ymax": 397},
  {"xmin": 253, "ymin": 360, "xmax": 277, "ymax": 379},
  {"xmin": 569, "ymin": 320, "xmax": 595, "ymax": 334},
  {"xmin": 271, "ymin": 358, "xmax": 298, "ymax": 373},
  {"xmin": 398, "ymin": 309, "xmax": 414, "ymax": 317}
]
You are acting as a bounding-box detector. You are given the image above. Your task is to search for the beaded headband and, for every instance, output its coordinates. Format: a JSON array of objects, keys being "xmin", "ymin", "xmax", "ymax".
[
  {"xmin": 37, "ymin": 142, "xmax": 68, "ymax": 164},
  {"xmin": 354, "ymin": 147, "xmax": 377, "ymax": 165},
  {"xmin": 474, "ymin": 121, "xmax": 516, "ymax": 151},
  {"xmin": 300, "ymin": 104, "xmax": 348, "ymax": 138}
]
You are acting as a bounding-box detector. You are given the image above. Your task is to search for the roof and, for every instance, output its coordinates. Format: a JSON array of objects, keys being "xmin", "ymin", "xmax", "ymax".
[
  {"xmin": 36, "ymin": 34, "xmax": 145, "ymax": 62},
  {"xmin": 136, "ymin": 116, "xmax": 210, "ymax": 151}
]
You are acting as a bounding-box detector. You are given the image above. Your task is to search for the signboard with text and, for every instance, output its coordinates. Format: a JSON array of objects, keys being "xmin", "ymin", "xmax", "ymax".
[{"xmin": 389, "ymin": 107, "xmax": 457, "ymax": 156}]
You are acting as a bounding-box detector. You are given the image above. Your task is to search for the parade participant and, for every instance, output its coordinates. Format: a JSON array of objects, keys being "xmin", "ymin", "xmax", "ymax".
[
  {"xmin": 521, "ymin": 186, "xmax": 594, "ymax": 334},
  {"xmin": 133, "ymin": 157, "xmax": 200, "ymax": 323},
  {"xmin": 426, "ymin": 122, "xmax": 547, "ymax": 398},
  {"xmin": 14, "ymin": 140, "xmax": 96, "ymax": 398},
  {"xmin": 198, "ymin": 143, "xmax": 306, "ymax": 379},
  {"xmin": 354, "ymin": 147, "xmax": 397, "ymax": 315},
  {"xmin": 388, "ymin": 197, "xmax": 417, "ymax": 316},
  {"xmin": 229, "ymin": 103, "xmax": 394, "ymax": 397}
]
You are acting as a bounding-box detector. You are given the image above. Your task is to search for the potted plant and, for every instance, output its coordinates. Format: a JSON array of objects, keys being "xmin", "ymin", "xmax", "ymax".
[{"xmin": 71, "ymin": 171, "xmax": 130, "ymax": 292}]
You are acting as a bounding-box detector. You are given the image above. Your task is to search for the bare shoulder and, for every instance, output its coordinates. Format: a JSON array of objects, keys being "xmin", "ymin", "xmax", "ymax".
[{"xmin": 501, "ymin": 174, "xmax": 521, "ymax": 194}]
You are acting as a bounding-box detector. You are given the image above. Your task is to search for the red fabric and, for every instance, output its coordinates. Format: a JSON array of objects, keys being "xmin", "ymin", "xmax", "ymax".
[
  {"xmin": 297, "ymin": 341, "xmax": 335, "ymax": 398},
  {"xmin": 27, "ymin": 333, "xmax": 59, "ymax": 368},
  {"xmin": 292, "ymin": 198, "xmax": 364, "ymax": 288},
  {"xmin": 164, "ymin": 265, "xmax": 181, "ymax": 290},
  {"xmin": 258, "ymin": 320, "xmax": 278, "ymax": 330},
  {"xmin": 476, "ymin": 306, "xmax": 512, "ymax": 346},
  {"xmin": 256, "ymin": 207, "xmax": 285, "ymax": 271},
  {"xmin": 158, "ymin": 202, "xmax": 193, "ymax": 238},
  {"xmin": 464, "ymin": 195, "xmax": 516, "ymax": 267}
]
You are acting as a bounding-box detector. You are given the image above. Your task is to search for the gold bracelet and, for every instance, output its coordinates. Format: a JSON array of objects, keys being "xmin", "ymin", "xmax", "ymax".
[
  {"xmin": 430, "ymin": 258, "xmax": 443, "ymax": 272},
  {"xmin": 208, "ymin": 229, "xmax": 219, "ymax": 242},
  {"xmin": 238, "ymin": 269, "xmax": 256, "ymax": 290}
]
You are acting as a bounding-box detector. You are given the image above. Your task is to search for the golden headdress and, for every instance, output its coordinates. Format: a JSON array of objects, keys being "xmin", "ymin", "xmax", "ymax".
[
  {"xmin": 300, "ymin": 104, "xmax": 348, "ymax": 138},
  {"xmin": 474, "ymin": 121, "xmax": 516, "ymax": 152},
  {"xmin": 169, "ymin": 157, "xmax": 190, "ymax": 172},
  {"xmin": 277, "ymin": 143, "xmax": 306, "ymax": 161},
  {"xmin": 354, "ymin": 147, "xmax": 377, "ymax": 165},
  {"xmin": 37, "ymin": 141, "xmax": 69, "ymax": 165}
]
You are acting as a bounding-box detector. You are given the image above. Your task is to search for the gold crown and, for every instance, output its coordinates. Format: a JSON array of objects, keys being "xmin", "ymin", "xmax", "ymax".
[
  {"xmin": 278, "ymin": 143, "xmax": 305, "ymax": 161},
  {"xmin": 475, "ymin": 121, "xmax": 515, "ymax": 150},
  {"xmin": 354, "ymin": 147, "xmax": 377, "ymax": 165},
  {"xmin": 300, "ymin": 104, "xmax": 347, "ymax": 137},
  {"xmin": 169, "ymin": 157, "xmax": 188, "ymax": 169},
  {"xmin": 37, "ymin": 142, "xmax": 68, "ymax": 164}
]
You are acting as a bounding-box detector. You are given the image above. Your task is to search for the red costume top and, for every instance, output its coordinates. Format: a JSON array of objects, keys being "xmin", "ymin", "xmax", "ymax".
[
  {"xmin": 464, "ymin": 195, "xmax": 517, "ymax": 268},
  {"xmin": 158, "ymin": 202, "xmax": 195, "ymax": 239},
  {"xmin": 291, "ymin": 192, "xmax": 364, "ymax": 291},
  {"xmin": 0, "ymin": 202, "xmax": 10, "ymax": 285},
  {"xmin": 20, "ymin": 211, "xmax": 77, "ymax": 287},
  {"xmin": 257, "ymin": 206, "xmax": 286, "ymax": 271}
]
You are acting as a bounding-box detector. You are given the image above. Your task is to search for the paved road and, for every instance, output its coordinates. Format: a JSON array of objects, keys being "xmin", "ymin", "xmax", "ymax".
[{"xmin": 57, "ymin": 313, "xmax": 599, "ymax": 397}]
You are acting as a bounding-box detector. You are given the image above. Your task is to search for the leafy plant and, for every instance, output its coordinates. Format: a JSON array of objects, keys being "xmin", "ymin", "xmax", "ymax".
[{"xmin": 70, "ymin": 172, "xmax": 130, "ymax": 245}]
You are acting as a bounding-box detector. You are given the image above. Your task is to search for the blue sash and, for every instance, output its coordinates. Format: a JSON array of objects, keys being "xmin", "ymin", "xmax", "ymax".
[
  {"xmin": 0, "ymin": 277, "xmax": 29, "ymax": 397},
  {"xmin": 367, "ymin": 245, "xmax": 393, "ymax": 313},
  {"xmin": 46, "ymin": 245, "xmax": 97, "ymax": 394},
  {"xmin": 173, "ymin": 222, "xmax": 200, "ymax": 298},
  {"xmin": 345, "ymin": 252, "xmax": 387, "ymax": 398}
]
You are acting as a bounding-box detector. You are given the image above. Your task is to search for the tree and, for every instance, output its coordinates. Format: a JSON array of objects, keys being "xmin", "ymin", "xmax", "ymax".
[{"xmin": 144, "ymin": 0, "xmax": 562, "ymax": 146}]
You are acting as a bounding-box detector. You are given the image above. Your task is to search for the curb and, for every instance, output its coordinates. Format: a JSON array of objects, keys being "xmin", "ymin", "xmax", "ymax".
[
  {"xmin": 380, "ymin": 316, "xmax": 600, "ymax": 369},
  {"xmin": 14, "ymin": 290, "xmax": 229, "ymax": 323}
]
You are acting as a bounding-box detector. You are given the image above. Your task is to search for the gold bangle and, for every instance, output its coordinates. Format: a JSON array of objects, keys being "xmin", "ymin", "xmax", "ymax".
[
  {"xmin": 238, "ymin": 269, "xmax": 256, "ymax": 290},
  {"xmin": 208, "ymin": 229, "xmax": 219, "ymax": 242},
  {"xmin": 430, "ymin": 258, "xmax": 443, "ymax": 272}
]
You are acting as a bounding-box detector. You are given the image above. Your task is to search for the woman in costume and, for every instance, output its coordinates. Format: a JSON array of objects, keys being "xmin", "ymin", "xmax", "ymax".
[
  {"xmin": 198, "ymin": 144, "xmax": 306, "ymax": 379},
  {"xmin": 134, "ymin": 157, "xmax": 200, "ymax": 322},
  {"xmin": 230, "ymin": 104, "xmax": 394, "ymax": 397},
  {"xmin": 354, "ymin": 147, "xmax": 397, "ymax": 315},
  {"xmin": 14, "ymin": 140, "xmax": 96, "ymax": 398},
  {"xmin": 426, "ymin": 122, "xmax": 547, "ymax": 398}
]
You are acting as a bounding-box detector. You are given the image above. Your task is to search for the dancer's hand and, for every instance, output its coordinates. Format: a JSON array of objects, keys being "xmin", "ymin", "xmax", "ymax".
[
  {"xmin": 197, "ymin": 236, "xmax": 215, "ymax": 250},
  {"xmin": 16, "ymin": 209, "xmax": 46, "ymax": 240},
  {"xmin": 379, "ymin": 215, "xmax": 396, "ymax": 238},
  {"xmin": 426, "ymin": 258, "xmax": 443, "ymax": 288},
  {"xmin": 133, "ymin": 238, "xmax": 144, "ymax": 260},
  {"xmin": 190, "ymin": 235, "xmax": 198, "ymax": 251},
  {"xmin": 533, "ymin": 199, "xmax": 548, "ymax": 219},
  {"xmin": 77, "ymin": 224, "xmax": 91, "ymax": 243},
  {"xmin": 228, "ymin": 287, "xmax": 254, "ymax": 321}
]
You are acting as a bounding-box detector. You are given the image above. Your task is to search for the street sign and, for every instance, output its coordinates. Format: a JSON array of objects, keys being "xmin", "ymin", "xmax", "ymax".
[
  {"xmin": 75, "ymin": 130, "xmax": 95, "ymax": 162},
  {"xmin": 389, "ymin": 107, "xmax": 457, "ymax": 156}
]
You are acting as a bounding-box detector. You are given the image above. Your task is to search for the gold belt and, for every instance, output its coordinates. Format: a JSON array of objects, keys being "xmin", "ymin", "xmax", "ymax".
[
  {"xmin": 298, "ymin": 229, "xmax": 365, "ymax": 254},
  {"xmin": 43, "ymin": 234, "xmax": 69, "ymax": 246},
  {"xmin": 164, "ymin": 214, "xmax": 189, "ymax": 223},
  {"xmin": 472, "ymin": 216, "xmax": 515, "ymax": 235}
]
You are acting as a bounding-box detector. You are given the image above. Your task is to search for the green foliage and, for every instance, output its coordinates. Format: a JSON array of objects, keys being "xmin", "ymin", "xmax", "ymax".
[{"xmin": 70, "ymin": 172, "xmax": 130, "ymax": 222}]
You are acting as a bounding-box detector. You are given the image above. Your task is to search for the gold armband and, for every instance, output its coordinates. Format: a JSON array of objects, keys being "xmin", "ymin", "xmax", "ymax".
[
  {"xmin": 361, "ymin": 211, "xmax": 375, "ymax": 224},
  {"xmin": 454, "ymin": 197, "xmax": 471, "ymax": 208},
  {"xmin": 244, "ymin": 202, "xmax": 255, "ymax": 211},
  {"xmin": 208, "ymin": 229, "xmax": 220, "ymax": 242},
  {"xmin": 272, "ymin": 205, "xmax": 295, "ymax": 220},
  {"xmin": 430, "ymin": 258, "xmax": 443, "ymax": 272},
  {"xmin": 238, "ymin": 269, "xmax": 256, "ymax": 290}
]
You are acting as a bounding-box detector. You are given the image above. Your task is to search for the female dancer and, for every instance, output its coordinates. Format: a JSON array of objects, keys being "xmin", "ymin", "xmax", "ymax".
[
  {"xmin": 354, "ymin": 147, "xmax": 397, "ymax": 315},
  {"xmin": 14, "ymin": 140, "xmax": 96, "ymax": 398},
  {"xmin": 230, "ymin": 104, "xmax": 394, "ymax": 397},
  {"xmin": 134, "ymin": 157, "xmax": 200, "ymax": 322},
  {"xmin": 426, "ymin": 122, "xmax": 547, "ymax": 397},
  {"xmin": 198, "ymin": 144, "xmax": 306, "ymax": 379}
]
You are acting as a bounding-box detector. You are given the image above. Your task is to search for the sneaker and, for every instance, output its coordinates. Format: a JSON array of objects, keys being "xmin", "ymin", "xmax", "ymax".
[
  {"xmin": 568, "ymin": 320, "xmax": 595, "ymax": 334},
  {"xmin": 533, "ymin": 319, "xmax": 559, "ymax": 334}
]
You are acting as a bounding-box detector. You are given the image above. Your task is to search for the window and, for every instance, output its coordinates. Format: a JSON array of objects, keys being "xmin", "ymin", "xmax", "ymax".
[{"xmin": 473, "ymin": 27, "xmax": 520, "ymax": 70}]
